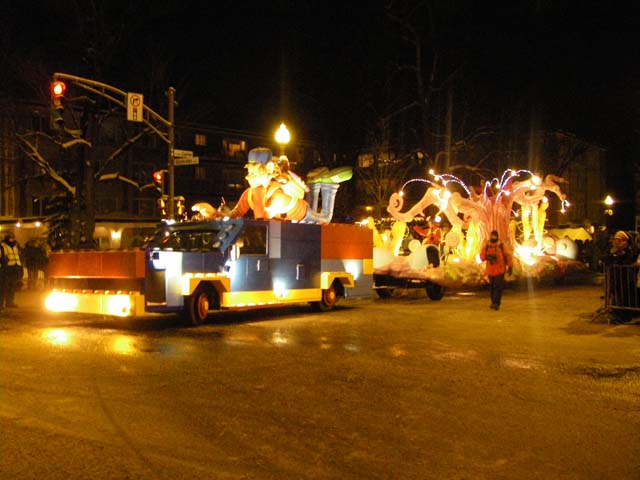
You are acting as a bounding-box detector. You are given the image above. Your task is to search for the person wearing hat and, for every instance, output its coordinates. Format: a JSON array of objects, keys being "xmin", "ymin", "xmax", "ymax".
[
  {"xmin": 604, "ymin": 230, "xmax": 637, "ymax": 321},
  {"xmin": 480, "ymin": 229, "xmax": 513, "ymax": 310},
  {"xmin": 606, "ymin": 230, "xmax": 636, "ymax": 265}
]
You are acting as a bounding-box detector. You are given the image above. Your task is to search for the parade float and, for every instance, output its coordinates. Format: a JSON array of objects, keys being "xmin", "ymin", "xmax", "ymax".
[
  {"xmin": 45, "ymin": 148, "xmax": 372, "ymax": 324},
  {"xmin": 368, "ymin": 168, "xmax": 585, "ymax": 293}
]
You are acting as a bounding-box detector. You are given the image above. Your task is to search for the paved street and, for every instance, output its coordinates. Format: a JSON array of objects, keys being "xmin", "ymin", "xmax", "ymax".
[{"xmin": 1, "ymin": 284, "xmax": 639, "ymax": 479}]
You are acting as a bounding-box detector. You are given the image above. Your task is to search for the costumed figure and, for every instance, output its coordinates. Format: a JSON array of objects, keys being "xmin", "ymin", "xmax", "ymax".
[
  {"xmin": 412, "ymin": 218, "xmax": 442, "ymax": 246},
  {"xmin": 225, "ymin": 148, "xmax": 352, "ymax": 224}
]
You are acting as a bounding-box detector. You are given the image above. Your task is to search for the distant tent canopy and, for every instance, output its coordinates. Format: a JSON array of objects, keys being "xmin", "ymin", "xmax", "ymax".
[{"xmin": 547, "ymin": 227, "xmax": 593, "ymax": 242}]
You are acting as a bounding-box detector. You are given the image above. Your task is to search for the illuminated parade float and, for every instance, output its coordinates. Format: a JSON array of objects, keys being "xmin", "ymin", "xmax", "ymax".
[
  {"xmin": 371, "ymin": 168, "xmax": 576, "ymax": 290},
  {"xmin": 45, "ymin": 144, "xmax": 577, "ymax": 322}
]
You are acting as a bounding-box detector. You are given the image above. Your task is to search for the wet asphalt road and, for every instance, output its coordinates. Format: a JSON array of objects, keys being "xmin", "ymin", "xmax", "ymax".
[{"xmin": 0, "ymin": 284, "xmax": 639, "ymax": 479}]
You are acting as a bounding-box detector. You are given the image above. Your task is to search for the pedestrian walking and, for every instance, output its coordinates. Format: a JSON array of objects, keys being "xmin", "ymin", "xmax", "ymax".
[
  {"xmin": 480, "ymin": 230, "xmax": 513, "ymax": 310},
  {"xmin": 0, "ymin": 232, "xmax": 23, "ymax": 309}
]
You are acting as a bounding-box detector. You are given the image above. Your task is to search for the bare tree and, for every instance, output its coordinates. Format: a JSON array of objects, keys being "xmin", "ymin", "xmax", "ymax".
[{"xmin": 356, "ymin": 113, "xmax": 415, "ymax": 218}]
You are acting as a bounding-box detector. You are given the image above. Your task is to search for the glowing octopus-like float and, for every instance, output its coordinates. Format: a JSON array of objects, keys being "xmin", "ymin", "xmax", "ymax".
[{"xmin": 370, "ymin": 169, "xmax": 579, "ymax": 287}]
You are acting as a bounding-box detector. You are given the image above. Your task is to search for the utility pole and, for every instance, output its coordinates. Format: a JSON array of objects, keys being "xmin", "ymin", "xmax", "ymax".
[{"xmin": 167, "ymin": 87, "xmax": 175, "ymax": 220}]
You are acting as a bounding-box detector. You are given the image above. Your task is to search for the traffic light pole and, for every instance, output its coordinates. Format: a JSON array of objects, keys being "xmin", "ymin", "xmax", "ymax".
[
  {"xmin": 52, "ymin": 73, "xmax": 177, "ymax": 219},
  {"xmin": 167, "ymin": 87, "xmax": 176, "ymax": 220}
]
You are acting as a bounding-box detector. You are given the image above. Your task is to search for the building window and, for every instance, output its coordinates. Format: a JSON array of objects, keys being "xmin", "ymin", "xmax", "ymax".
[
  {"xmin": 223, "ymin": 139, "xmax": 246, "ymax": 158},
  {"xmin": 358, "ymin": 153, "xmax": 374, "ymax": 168},
  {"xmin": 194, "ymin": 166, "xmax": 207, "ymax": 180},
  {"xmin": 195, "ymin": 133, "xmax": 207, "ymax": 146},
  {"xmin": 223, "ymin": 168, "xmax": 244, "ymax": 191}
]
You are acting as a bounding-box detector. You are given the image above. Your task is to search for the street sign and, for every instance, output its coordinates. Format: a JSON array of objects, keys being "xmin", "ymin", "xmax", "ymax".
[
  {"xmin": 175, "ymin": 156, "xmax": 199, "ymax": 166},
  {"xmin": 173, "ymin": 148, "xmax": 193, "ymax": 157},
  {"xmin": 126, "ymin": 92, "xmax": 144, "ymax": 122}
]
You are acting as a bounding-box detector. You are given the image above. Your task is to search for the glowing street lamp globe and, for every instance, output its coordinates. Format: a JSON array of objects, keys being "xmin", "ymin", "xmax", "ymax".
[
  {"xmin": 604, "ymin": 195, "xmax": 615, "ymax": 217},
  {"xmin": 275, "ymin": 123, "xmax": 291, "ymax": 146}
]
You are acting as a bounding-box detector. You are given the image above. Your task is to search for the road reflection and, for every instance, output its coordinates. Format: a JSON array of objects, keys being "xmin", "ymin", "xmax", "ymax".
[
  {"xmin": 112, "ymin": 335, "xmax": 137, "ymax": 355},
  {"xmin": 42, "ymin": 328, "xmax": 72, "ymax": 346},
  {"xmin": 39, "ymin": 324, "xmax": 406, "ymax": 360},
  {"xmin": 40, "ymin": 327, "xmax": 188, "ymax": 358}
]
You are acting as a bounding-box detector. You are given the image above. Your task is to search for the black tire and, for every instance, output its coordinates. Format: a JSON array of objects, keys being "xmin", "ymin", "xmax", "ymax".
[
  {"xmin": 426, "ymin": 282, "xmax": 444, "ymax": 301},
  {"xmin": 184, "ymin": 285, "xmax": 213, "ymax": 325},
  {"xmin": 375, "ymin": 287, "xmax": 395, "ymax": 299},
  {"xmin": 312, "ymin": 283, "xmax": 338, "ymax": 312}
]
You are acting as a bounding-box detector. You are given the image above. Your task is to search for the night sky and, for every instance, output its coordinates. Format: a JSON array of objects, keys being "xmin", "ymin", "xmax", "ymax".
[{"xmin": 2, "ymin": 1, "xmax": 639, "ymax": 220}]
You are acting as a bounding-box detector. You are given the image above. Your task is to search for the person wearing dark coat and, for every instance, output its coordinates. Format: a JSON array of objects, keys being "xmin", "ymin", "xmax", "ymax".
[
  {"xmin": 604, "ymin": 230, "xmax": 637, "ymax": 321},
  {"xmin": 0, "ymin": 232, "xmax": 23, "ymax": 309}
]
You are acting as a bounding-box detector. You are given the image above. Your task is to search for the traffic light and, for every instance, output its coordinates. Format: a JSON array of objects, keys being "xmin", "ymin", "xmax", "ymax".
[
  {"xmin": 157, "ymin": 196, "xmax": 168, "ymax": 218},
  {"xmin": 50, "ymin": 80, "xmax": 66, "ymax": 130},
  {"xmin": 175, "ymin": 196, "xmax": 186, "ymax": 219},
  {"xmin": 152, "ymin": 170, "xmax": 165, "ymax": 194}
]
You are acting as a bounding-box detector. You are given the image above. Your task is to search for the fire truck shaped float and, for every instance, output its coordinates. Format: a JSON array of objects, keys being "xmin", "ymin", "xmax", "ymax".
[{"xmin": 45, "ymin": 219, "xmax": 373, "ymax": 324}]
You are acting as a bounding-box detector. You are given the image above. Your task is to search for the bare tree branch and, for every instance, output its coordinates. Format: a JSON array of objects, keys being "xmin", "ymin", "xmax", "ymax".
[
  {"xmin": 94, "ymin": 127, "xmax": 151, "ymax": 177},
  {"xmin": 16, "ymin": 133, "xmax": 77, "ymax": 195},
  {"xmin": 61, "ymin": 138, "xmax": 92, "ymax": 149},
  {"xmin": 97, "ymin": 172, "xmax": 144, "ymax": 189}
]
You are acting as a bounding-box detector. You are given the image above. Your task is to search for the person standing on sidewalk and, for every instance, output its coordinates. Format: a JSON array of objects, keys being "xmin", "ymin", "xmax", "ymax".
[
  {"xmin": 23, "ymin": 238, "xmax": 41, "ymax": 290},
  {"xmin": 0, "ymin": 232, "xmax": 23, "ymax": 309},
  {"xmin": 480, "ymin": 230, "xmax": 513, "ymax": 310},
  {"xmin": 604, "ymin": 230, "xmax": 637, "ymax": 321}
]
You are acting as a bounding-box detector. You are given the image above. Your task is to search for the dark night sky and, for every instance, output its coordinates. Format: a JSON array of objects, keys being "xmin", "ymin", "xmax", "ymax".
[
  {"xmin": 3, "ymin": 1, "xmax": 639, "ymax": 218},
  {"xmin": 4, "ymin": 1, "xmax": 638, "ymax": 139}
]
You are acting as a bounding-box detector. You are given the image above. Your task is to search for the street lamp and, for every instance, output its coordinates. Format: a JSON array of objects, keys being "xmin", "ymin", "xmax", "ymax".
[
  {"xmin": 604, "ymin": 194, "xmax": 615, "ymax": 231},
  {"xmin": 604, "ymin": 195, "xmax": 615, "ymax": 216},
  {"xmin": 275, "ymin": 122, "xmax": 291, "ymax": 155}
]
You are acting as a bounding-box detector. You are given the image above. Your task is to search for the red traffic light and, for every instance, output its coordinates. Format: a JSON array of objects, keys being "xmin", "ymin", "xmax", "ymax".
[
  {"xmin": 153, "ymin": 171, "xmax": 164, "ymax": 183},
  {"xmin": 51, "ymin": 81, "xmax": 66, "ymax": 97}
]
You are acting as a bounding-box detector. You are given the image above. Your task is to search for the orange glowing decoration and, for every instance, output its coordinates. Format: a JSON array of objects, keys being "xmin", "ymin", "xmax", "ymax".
[
  {"xmin": 386, "ymin": 169, "xmax": 569, "ymax": 262},
  {"xmin": 217, "ymin": 147, "xmax": 352, "ymax": 224}
]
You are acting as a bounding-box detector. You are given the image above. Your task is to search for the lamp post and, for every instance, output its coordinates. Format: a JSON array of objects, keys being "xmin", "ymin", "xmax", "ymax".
[
  {"xmin": 275, "ymin": 122, "xmax": 291, "ymax": 155},
  {"xmin": 604, "ymin": 194, "xmax": 615, "ymax": 231}
]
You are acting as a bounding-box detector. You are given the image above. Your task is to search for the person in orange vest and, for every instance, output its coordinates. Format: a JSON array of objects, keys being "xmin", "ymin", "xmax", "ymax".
[{"xmin": 480, "ymin": 230, "xmax": 513, "ymax": 310}]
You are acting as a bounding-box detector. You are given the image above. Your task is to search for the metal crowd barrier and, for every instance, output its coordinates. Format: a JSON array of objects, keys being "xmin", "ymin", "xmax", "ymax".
[{"xmin": 604, "ymin": 264, "xmax": 640, "ymax": 313}]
